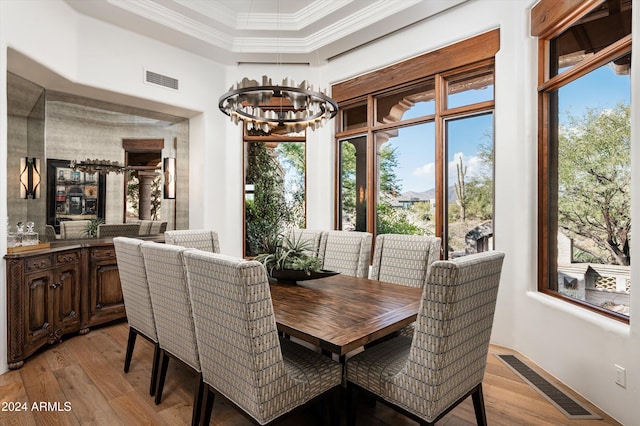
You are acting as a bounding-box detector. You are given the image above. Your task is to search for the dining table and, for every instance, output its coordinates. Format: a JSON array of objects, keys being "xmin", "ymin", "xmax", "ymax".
[{"xmin": 269, "ymin": 274, "xmax": 423, "ymax": 358}]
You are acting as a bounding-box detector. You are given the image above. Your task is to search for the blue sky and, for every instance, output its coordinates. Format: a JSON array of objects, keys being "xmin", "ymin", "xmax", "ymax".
[
  {"xmin": 385, "ymin": 108, "xmax": 492, "ymax": 194},
  {"xmin": 559, "ymin": 63, "xmax": 631, "ymax": 120},
  {"xmin": 384, "ymin": 60, "xmax": 630, "ymax": 195}
]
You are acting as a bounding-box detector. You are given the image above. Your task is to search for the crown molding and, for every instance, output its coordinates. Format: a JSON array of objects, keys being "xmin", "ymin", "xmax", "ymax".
[
  {"xmin": 107, "ymin": 0, "xmax": 422, "ymax": 54},
  {"xmin": 174, "ymin": 0, "xmax": 353, "ymax": 31},
  {"xmin": 107, "ymin": 0, "xmax": 234, "ymax": 48}
]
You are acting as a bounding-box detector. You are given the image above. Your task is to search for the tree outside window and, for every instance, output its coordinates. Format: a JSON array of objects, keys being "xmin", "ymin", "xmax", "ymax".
[
  {"xmin": 244, "ymin": 141, "xmax": 306, "ymax": 256},
  {"xmin": 535, "ymin": 0, "xmax": 632, "ymax": 320}
]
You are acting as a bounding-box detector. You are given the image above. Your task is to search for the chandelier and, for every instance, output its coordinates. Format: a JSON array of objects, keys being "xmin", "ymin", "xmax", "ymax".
[
  {"xmin": 218, "ymin": 76, "xmax": 338, "ymax": 133},
  {"xmin": 70, "ymin": 159, "xmax": 127, "ymax": 174}
]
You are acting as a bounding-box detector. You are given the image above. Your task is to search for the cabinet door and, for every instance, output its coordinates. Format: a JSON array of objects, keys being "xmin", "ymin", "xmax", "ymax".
[
  {"xmin": 24, "ymin": 270, "xmax": 54, "ymax": 354},
  {"xmin": 88, "ymin": 248, "xmax": 125, "ymax": 326},
  {"xmin": 53, "ymin": 257, "xmax": 81, "ymax": 337}
]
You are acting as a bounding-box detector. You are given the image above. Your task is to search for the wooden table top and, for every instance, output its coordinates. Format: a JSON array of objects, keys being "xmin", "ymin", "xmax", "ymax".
[{"xmin": 269, "ymin": 274, "xmax": 423, "ymax": 356}]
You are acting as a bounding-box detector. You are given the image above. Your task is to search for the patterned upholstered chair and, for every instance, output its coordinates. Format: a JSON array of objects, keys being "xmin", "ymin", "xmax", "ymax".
[
  {"xmin": 369, "ymin": 233, "xmax": 441, "ymax": 338},
  {"xmin": 140, "ymin": 242, "xmax": 204, "ymax": 425},
  {"xmin": 113, "ymin": 237, "xmax": 160, "ymax": 397},
  {"xmin": 137, "ymin": 220, "xmax": 167, "ymax": 235},
  {"xmin": 97, "ymin": 223, "xmax": 141, "ymax": 238},
  {"xmin": 45, "ymin": 224, "xmax": 58, "ymax": 241},
  {"xmin": 182, "ymin": 250, "xmax": 342, "ymax": 425},
  {"xmin": 317, "ymin": 230, "xmax": 373, "ymax": 277},
  {"xmin": 149, "ymin": 221, "xmax": 167, "ymax": 235},
  {"xmin": 346, "ymin": 251, "xmax": 505, "ymax": 426},
  {"xmin": 369, "ymin": 234, "xmax": 441, "ymax": 287},
  {"xmin": 137, "ymin": 220, "xmax": 153, "ymax": 236},
  {"xmin": 284, "ymin": 228, "xmax": 324, "ymax": 257},
  {"xmin": 60, "ymin": 220, "xmax": 91, "ymax": 239},
  {"xmin": 164, "ymin": 229, "xmax": 220, "ymax": 252}
]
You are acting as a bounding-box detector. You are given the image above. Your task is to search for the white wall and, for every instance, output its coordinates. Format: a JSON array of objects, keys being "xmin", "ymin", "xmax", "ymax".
[
  {"xmin": 0, "ymin": 0, "xmax": 230, "ymax": 374},
  {"xmin": 328, "ymin": 1, "xmax": 639, "ymax": 423},
  {"xmin": 1, "ymin": 0, "xmax": 638, "ymax": 423}
]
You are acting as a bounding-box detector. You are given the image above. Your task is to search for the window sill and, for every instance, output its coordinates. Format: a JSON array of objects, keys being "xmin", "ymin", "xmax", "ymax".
[{"xmin": 528, "ymin": 290, "xmax": 630, "ymax": 328}]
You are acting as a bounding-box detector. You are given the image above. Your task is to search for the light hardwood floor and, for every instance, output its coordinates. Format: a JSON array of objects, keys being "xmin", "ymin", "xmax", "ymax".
[{"xmin": 0, "ymin": 321, "xmax": 621, "ymax": 425}]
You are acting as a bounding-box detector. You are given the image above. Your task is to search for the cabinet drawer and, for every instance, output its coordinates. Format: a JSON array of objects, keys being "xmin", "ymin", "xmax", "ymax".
[
  {"xmin": 25, "ymin": 255, "xmax": 53, "ymax": 272},
  {"xmin": 92, "ymin": 248, "xmax": 116, "ymax": 260},
  {"xmin": 56, "ymin": 251, "xmax": 79, "ymax": 265}
]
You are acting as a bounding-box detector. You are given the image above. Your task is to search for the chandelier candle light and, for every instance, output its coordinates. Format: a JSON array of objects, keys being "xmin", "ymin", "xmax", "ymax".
[
  {"xmin": 218, "ymin": 76, "xmax": 338, "ymax": 133},
  {"xmin": 70, "ymin": 159, "xmax": 127, "ymax": 174}
]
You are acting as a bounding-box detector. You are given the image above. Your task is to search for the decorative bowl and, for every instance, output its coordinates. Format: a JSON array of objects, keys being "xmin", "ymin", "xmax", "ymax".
[{"xmin": 269, "ymin": 269, "xmax": 339, "ymax": 284}]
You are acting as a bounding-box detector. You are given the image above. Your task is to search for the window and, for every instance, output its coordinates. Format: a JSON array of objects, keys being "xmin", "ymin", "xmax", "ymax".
[
  {"xmin": 339, "ymin": 135, "xmax": 367, "ymax": 232},
  {"xmin": 243, "ymin": 133, "xmax": 307, "ymax": 257},
  {"xmin": 445, "ymin": 113, "xmax": 494, "ymax": 256},
  {"xmin": 333, "ymin": 30, "xmax": 498, "ymax": 258},
  {"xmin": 375, "ymin": 122, "xmax": 436, "ymax": 236},
  {"xmin": 533, "ymin": 0, "xmax": 632, "ymax": 320}
]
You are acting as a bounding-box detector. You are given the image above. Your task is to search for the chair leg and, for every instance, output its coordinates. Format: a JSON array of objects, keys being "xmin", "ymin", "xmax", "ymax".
[
  {"xmin": 150, "ymin": 343, "xmax": 160, "ymax": 397},
  {"xmin": 124, "ymin": 328, "xmax": 137, "ymax": 373},
  {"xmin": 346, "ymin": 382, "xmax": 357, "ymax": 426},
  {"xmin": 201, "ymin": 386, "xmax": 215, "ymax": 426},
  {"xmin": 330, "ymin": 387, "xmax": 340, "ymax": 426},
  {"xmin": 154, "ymin": 349, "xmax": 170, "ymax": 405},
  {"xmin": 472, "ymin": 384, "xmax": 487, "ymax": 426},
  {"xmin": 191, "ymin": 373, "xmax": 205, "ymax": 426}
]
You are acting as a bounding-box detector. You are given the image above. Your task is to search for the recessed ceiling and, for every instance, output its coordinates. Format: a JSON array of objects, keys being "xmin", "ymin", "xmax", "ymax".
[{"xmin": 64, "ymin": 0, "xmax": 469, "ymax": 65}]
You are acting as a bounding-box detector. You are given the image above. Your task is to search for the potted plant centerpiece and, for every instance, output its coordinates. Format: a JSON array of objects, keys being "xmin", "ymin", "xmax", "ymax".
[
  {"xmin": 86, "ymin": 218, "xmax": 104, "ymax": 238},
  {"xmin": 255, "ymin": 227, "xmax": 337, "ymax": 284}
]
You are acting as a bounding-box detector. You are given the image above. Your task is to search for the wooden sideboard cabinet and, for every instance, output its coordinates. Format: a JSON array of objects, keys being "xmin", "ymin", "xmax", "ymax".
[
  {"xmin": 6, "ymin": 248, "xmax": 82, "ymax": 369},
  {"xmin": 84, "ymin": 244, "xmax": 125, "ymax": 328},
  {"xmin": 4, "ymin": 238, "xmax": 142, "ymax": 370}
]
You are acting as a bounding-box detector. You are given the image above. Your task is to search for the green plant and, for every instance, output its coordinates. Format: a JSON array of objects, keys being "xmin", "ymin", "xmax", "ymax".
[
  {"xmin": 255, "ymin": 227, "xmax": 322, "ymax": 276},
  {"xmin": 86, "ymin": 218, "xmax": 104, "ymax": 238},
  {"xmin": 244, "ymin": 142, "xmax": 306, "ymax": 256}
]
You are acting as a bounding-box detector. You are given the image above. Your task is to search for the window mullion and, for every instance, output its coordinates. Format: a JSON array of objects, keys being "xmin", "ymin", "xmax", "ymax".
[
  {"xmin": 435, "ymin": 73, "xmax": 445, "ymax": 254},
  {"xmin": 367, "ymin": 94, "xmax": 376, "ymax": 235}
]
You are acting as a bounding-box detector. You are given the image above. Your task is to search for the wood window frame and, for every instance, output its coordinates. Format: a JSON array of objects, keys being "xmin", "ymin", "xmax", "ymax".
[
  {"xmin": 333, "ymin": 30, "xmax": 499, "ymax": 253},
  {"xmin": 533, "ymin": 0, "xmax": 632, "ymax": 323}
]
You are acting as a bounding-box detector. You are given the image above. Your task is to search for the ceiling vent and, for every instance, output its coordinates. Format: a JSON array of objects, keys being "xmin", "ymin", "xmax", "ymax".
[{"xmin": 145, "ymin": 69, "xmax": 179, "ymax": 90}]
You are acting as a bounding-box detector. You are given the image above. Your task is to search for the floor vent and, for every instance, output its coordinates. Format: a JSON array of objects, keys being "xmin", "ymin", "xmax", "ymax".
[
  {"xmin": 496, "ymin": 354, "xmax": 601, "ymax": 420},
  {"xmin": 145, "ymin": 70, "xmax": 179, "ymax": 90}
]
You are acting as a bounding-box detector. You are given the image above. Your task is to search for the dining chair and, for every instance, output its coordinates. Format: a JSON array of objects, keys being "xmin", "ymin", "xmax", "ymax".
[
  {"xmin": 182, "ymin": 250, "xmax": 342, "ymax": 425},
  {"xmin": 346, "ymin": 251, "xmax": 505, "ymax": 426},
  {"xmin": 150, "ymin": 220, "xmax": 167, "ymax": 235},
  {"xmin": 369, "ymin": 233, "xmax": 441, "ymax": 287},
  {"xmin": 112, "ymin": 237, "xmax": 160, "ymax": 397},
  {"xmin": 136, "ymin": 220, "xmax": 153, "ymax": 236},
  {"xmin": 284, "ymin": 228, "xmax": 324, "ymax": 257},
  {"xmin": 369, "ymin": 233, "xmax": 441, "ymax": 338},
  {"xmin": 45, "ymin": 224, "xmax": 58, "ymax": 241},
  {"xmin": 137, "ymin": 220, "xmax": 167, "ymax": 235},
  {"xmin": 317, "ymin": 230, "xmax": 372, "ymax": 277},
  {"xmin": 59, "ymin": 220, "xmax": 92, "ymax": 239},
  {"xmin": 140, "ymin": 241, "xmax": 204, "ymax": 425},
  {"xmin": 164, "ymin": 229, "xmax": 220, "ymax": 252},
  {"xmin": 97, "ymin": 223, "xmax": 141, "ymax": 238}
]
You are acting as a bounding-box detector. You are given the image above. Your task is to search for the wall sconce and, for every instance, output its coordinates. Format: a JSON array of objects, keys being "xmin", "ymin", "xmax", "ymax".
[
  {"xmin": 163, "ymin": 157, "xmax": 176, "ymax": 199},
  {"xmin": 20, "ymin": 157, "xmax": 41, "ymax": 199}
]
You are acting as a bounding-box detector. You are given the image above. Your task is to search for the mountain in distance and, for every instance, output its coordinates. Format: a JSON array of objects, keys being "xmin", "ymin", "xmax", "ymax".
[{"xmin": 397, "ymin": 186, "xmax": 457, "ymax": 202}]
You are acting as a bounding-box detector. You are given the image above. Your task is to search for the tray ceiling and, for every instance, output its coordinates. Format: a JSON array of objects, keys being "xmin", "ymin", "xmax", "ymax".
[{"xmin": 64, "ymin": 0, "xmax": 469, "ymax": 65}]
